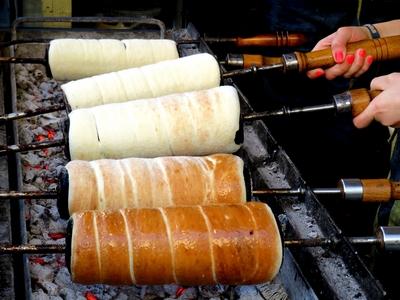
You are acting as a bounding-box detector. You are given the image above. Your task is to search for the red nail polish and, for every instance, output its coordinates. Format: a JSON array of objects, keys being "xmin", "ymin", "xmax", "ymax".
[
  {"xmin": 359, "ymin": 49, "xmax": 366, "ymax": 58},
  {"xmin": 366, "ymin": 56, "xmax": 374, "ymax": 64},
  {"xmin": 334, "ymin": 51, "xmax": 344, "ymax": 62},
  {"xmin": 346, "ymin": 55, "xmax": 355, "ymax": 64},
  {"xmin": 314, "ymin": 70, "xmax": 324, "ymax": 78}
]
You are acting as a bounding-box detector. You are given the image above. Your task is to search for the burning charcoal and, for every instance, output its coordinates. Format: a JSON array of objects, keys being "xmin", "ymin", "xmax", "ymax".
[
  {"xmin": 39, "ymin": 281, "xmax": 59, "ymax": 296},
  {"xmin": 235, "ymin": 285, "xmax": 261, "ymax": 300},
  {"xmin": 256, "ymin": 283, "xmax": 288, "ymax": 300},
  {"xmin": 34, "ymin": 70, "xmax": 45, "ymax": 81},
  {"xmin": 163, "ymin": 284, "xmax": 179, "ymax": 296},
  {"xmin": 54, "ymin": 267, "xmax": 72, "ymax": 288},
  {"xmin": 31, "ymin": 204, "xmax": 45, "ymax": 217},
  {"xmin": 114, "ymin": 293, "xmax": 128, "ymax": 300},
  {"xmin": 29, "ymin": 238, "xmax": 43, "ymax": 245},
  {"xmin": 30, "ymin": 263, "xmax": 55, "ymax": 282},
  {"xmin": 59, "ymin": 287, "xmax": 76, "ymax": 300},
  {"xmin": 178, "ymin": 287, "xmax": 197, "ymax": 299},
  {"xmin": 48, "ymin": 206, "xmax": 60, "ymax": 221},
  {"xmin": 198, "ymin": 285, "xmax": 227, "ymax": 298},
  {"xmin": 48, "ymin": 220, "xmax": 65, "ymax": 233},
  {"xmin": 32, "ymin": 289, "xmax": 50, "ymax": 300}
]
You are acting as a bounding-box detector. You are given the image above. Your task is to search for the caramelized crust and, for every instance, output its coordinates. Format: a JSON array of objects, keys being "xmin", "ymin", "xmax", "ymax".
[
  {"xmin": 70, "ymin": 203, "xmax": 282, "ymax": 285},
  {"xmin": 66, "ymin": 154, "xmax": 246, "ymax": 214}
]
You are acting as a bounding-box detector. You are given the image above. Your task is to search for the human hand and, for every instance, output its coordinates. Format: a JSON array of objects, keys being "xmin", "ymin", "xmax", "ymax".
[
  {"xmin": 307, "ymin": 26, "xmax": 374, "ymax": 80},
  {"xmin": 353, "ymin": 73, "xmax": 400, "ymax": 128}
]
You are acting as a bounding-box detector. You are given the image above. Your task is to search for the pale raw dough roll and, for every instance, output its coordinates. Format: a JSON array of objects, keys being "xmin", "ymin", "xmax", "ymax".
[
  {"xmin": 61, "ymin": 53, "xmax": 220, "ymax": 109},
  {"xmin": 68, "ymin": 85, "xmax": 241, "ymax": 160},
  {"xmin": 49, "ymin": 39, "xmax": 179, "ymax": 81},
  {"xmin": 70, "ymin": 202, "xmax": 283, "ymax": 285},
  {"xmin": 65, "ymin": 154, "xmax": 246, "ymax": 214}
]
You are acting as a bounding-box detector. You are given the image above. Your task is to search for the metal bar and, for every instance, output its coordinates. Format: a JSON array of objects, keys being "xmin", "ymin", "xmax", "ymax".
[
  {"xmin": 0, "ymin": 139, "xmax": 64, "ymax": 155},
  {"xmin": 253, "ymin": 188, "xmax": 304, "ymax": 195},
  {"xmin": 0, "ymin": 236, "xmax": 382, "ymax": 254},
  {"xmin": 0, "ymin": 103, "xmax": 65, "ymax": 122},
  {"xmin": 348, "ymin": 237, "xmax": 379, "ymax": 246},
  {"xmin": 243, "ymin": 103, "xmax": 335, "ymax": 121},
  {"xmin": 0, "ymin": 244, "xmax": 65, "ymax": 254},
  {"xmin": 12, "ymin": 17, "xmax": 166, "ymax": 39},
  {"xmin": 222, "ymin": 63, "xmax": 284, "ymax": 78},
  {"xmin": 0, "ymin": 39, "xmax": 51, "ymax": 48},
  {"xmin": 0, "ymin": 57, "xmax": 47, "ymax": 65},
  {"xmin": 0, "ymin": 191, "xmax": 57, "ymax": 200}
]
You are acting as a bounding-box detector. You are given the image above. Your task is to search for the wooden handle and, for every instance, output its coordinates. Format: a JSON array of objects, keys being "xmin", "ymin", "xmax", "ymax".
[
  {"xmin": 361, "ymin": 179, "xmax": 392, "ymax": 202},
  {"xmin": 295, "ymin": 35, "xmax": 400, "ymax": 72},
  {"xmin": 236, "ymin": 33, "xmax": 307, "ymax": 47},
  {"xmin": 242, "ymin": 54, "xmax": 282, "ymax": 68},
  {"xmin": 390, "ymin": 181, "xmax": 400, "ymax": 199},
  {"xmin": 349, "ymin": 89, "xmax": 382, "ymax": 117}
]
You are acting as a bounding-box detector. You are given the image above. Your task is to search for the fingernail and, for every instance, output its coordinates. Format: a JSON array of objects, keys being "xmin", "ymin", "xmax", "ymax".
[
  {"xmin": 346, "ymin": 54, "xmax": 355, "ymax": 64},
  {"xmin": 334, "ymin": 51, "xmax": 344, "ymax": 62},
  {"xmin": 366, "ymin": 55, "xmax": 374, "ymax": 64},
  {"xmin": 314, "ymin": 70, "xmax": 324, "ymax": 78},
  {"xmin": 358, "ymin": 49, "xmax": 366, "ymax": 58}
]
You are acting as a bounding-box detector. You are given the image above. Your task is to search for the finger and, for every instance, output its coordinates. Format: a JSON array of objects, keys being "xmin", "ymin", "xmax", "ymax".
[
  {"xmin": 353, "ymin": 55, "xmax": 373, "ymax": 78},
  {"xmin": 307, "ymin": 68, "xmax": 325, "ymax": 79},
  {"xmin": 353, "ymin": 99, "xmax": 377, "ymax": 128},
  {"xmin": 331, "ymin": 28, "xmax": 354, "ymax": 63},
  {"xmin": 371, "ymin": 75, "xmax": 392, "ymax": 91},
  {"xmin": 343, "ymin": 49, "xmax": 366, "ymax": 78},
  {"xmin": 324, "ymin": 58, "xmax": 353, "ymax": 80}
]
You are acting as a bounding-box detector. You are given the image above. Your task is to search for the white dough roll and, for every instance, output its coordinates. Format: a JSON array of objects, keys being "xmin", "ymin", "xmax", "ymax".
[
  {"xmin": 65, "ymin": 154, "xmax": 246, "ymax": 215},
  {"xmin": 61, "ymin": 53, "xmax": 221, "ymax": 109},
  {"xmin": 68, "ymin": 85, "xmax": 241, "ymax": 160},
  {"xmin": 49, "ymin": 39, "xmax": 179, "ymax": 81}
]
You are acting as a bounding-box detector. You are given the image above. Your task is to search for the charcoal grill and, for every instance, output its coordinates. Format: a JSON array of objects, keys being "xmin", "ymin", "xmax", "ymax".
[{"xmin": 0, "ymin": 16, "xmax": 387, "ymax": 299}]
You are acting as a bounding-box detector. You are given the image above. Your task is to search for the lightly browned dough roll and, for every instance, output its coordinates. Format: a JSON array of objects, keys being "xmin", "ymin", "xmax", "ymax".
[
  {"xmin": 68, "ymin": 85, "xmax": 241, "ymax": 160},
  {"xmin": 61, "ymin": 53, "xmax": 220, "ymax": 110},
  {"xmin": 48, "ymin": 39, "xmax": 179, "ymax": 81},
  {"xmin": 70, "ymin": 202, "xmax": 283, "ymax": 285},
  {"xmin": 65, "ymin": 154, "xmax": 246, "ymax": 215}
]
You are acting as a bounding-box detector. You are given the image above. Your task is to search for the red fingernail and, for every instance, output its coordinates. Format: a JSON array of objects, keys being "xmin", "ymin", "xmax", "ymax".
[
  {"xmin": 359, "ymin": 49, "xmax": 366, "ymax": 58},
  {"xmin": 366, "ymin": 55, "xmax": 374, "ymax": 64},
  {"xmin": 314, "ymin": 70, "xmax": 324, "ymax": 78},
  {"xmin": 334, "ymin": 51, "xmax": 344, "ymax": 62},
  {"xmin": 346, "ymin": 54, "xmax": 355, "ymax": 64}
]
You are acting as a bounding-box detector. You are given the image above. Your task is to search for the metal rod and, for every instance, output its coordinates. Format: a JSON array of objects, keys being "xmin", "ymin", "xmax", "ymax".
[
  {"xmin": 348, "ymin": 236, "xmax": 379, "ymax": 246},
  {"xmin": 0, "ymin": 244, "xmax": 65, "ymax": 254},
  {"xmin": 0, "ymin": 190, "xmax": 58, "ymax": 200},
  {"xmin": 222, "ymin": 63, "xmax": 284, "ymax": 78},
  {"xmin": 0, "ymin": 39, "xmax": 51, "ymax": 48},
  {"xmin": 253, "ymin": 188, "xmax": 304, "ymax": 195},
  {"xmin": 312, "ymin": 188, "xmax": 342, "ymax": 195},
  {"xmin": 253, "ymin": 187, "xmax": 342, "ymax": 197},
  {"xmin": 243, "ymin": 103, "xmax": 335, "ymax": 121},
  {"xmin": 284, "ymin": 238, "xmax": 333, "ymax": 247},
  {"xmin": 0, "ymin": 103, "xmax": 65, "ymax": 122},
  {"xmin": 0, "ymin": 139, "xmax": 65, "ymax": 155},
  {"xmin": 0, "ymin": 57, "xmax": 48, "ymax": 65}
]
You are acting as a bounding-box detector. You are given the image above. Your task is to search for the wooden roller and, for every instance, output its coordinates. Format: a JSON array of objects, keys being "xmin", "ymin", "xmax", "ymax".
[
  {"xmin": 61, "ymin": 53, "xmax": 221, "ymax": 110},
  {"xmin": 69, "ymin": 202, "xmax": 283, "ymax": 285},
  {"xmin": 68, "ymin": 86, "xmax": 241, "ymax": 160},
  {"xmin": 60, "ymin": 154, "xmax": 246, "ymax": 217},
  {"xmin": 49, "ymin": 39, "xmax": 179, "ymax": 81}
]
